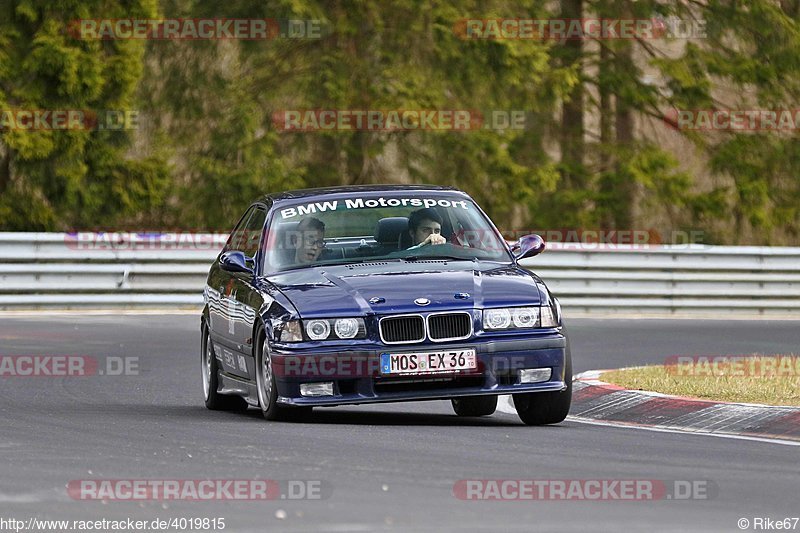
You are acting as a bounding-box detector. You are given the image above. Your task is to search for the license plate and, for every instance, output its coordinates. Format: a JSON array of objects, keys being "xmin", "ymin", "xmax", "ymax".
[{"xmin": 380, "ymin": 349, "xmax": 477, "ymax": 375}]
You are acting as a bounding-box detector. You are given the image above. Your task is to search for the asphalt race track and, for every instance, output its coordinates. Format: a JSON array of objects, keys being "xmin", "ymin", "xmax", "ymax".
[{"xmin": 1, "ymin": 315, "xmax": 798, "ymax": 532}]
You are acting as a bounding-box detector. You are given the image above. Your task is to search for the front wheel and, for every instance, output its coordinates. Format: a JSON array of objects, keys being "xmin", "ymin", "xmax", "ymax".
[
  {"xmin": 513, "ymin": 352, "xmax": 572, "ymax": 426},
  {"xmin": 451, "ymin": 395, "xmax": 498, "ymax": 417},
  {"xmin": 255, "ymin": 336, "xmax": 311, "ymax": 421}
]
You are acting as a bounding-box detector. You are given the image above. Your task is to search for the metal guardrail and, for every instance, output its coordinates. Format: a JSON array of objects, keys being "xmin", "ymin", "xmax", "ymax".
[
  {"xmin": 0, "ymin": 233, "xmax": 221, "ymax": 308},
  {"xmin": 1, "ymin": 233, "xmax": 799, "ymax": 315},
  {"xmin": 524, "ymin": 245, "xmax": 800, "ymax": 316}
]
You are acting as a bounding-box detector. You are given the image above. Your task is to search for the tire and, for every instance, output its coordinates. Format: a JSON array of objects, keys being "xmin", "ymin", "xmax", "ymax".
[
  {"xmin": 513, "ymin": 350, "xmax": 572, "ymax": 426},
  {"xmin": 255, "ymin": 335, "xmax": 312, "ymax": 422},
  {"xmin": 451, "ymin": 395, "xmax": 498, "ymax": 417},
  {"xmin": 202, "ymin": 325, "xmax": 248, "ymax": 411}
]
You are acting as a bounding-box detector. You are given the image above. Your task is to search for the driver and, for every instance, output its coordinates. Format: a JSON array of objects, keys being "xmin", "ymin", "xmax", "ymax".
[
  {"xmin": 293, "ymin": 217, "xmax": 326, "ymax": 264},
  {"xmin": 407, "ymin": 208, "xmax": 446, "ymax": 249}
]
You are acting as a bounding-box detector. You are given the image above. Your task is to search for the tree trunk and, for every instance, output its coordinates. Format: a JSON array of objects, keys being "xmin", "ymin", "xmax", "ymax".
[
  {"xmin": 613, "ymin": 1, "xmax": 635, "ymax": 229},
  {"xmin": 0, "ymin": 144, "xmax": 11, "ymax": 195},
  {"xmin": 559, "ymin": 0, "xmax": 584, "ymax": 189},
  {"xmin": 614, "ymin": 68, "xmax": 635, "ymax": 227},
  {"xmin": 598, "ymin": 43, "xmax": 614, "ymax": 227}
]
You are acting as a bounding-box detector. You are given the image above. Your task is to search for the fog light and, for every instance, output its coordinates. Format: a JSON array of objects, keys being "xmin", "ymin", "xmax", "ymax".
[
  {"xmin": 300, "ymin": 382, "xmax": 334, "ymax": 397},
  {"xmin": 518, "ymin": 368, "xmax": 552, "ymax": 384}
]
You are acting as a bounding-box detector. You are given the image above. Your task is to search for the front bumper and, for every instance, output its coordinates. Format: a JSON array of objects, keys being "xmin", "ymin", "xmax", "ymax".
[{"xmin": 270, "ymin": 334, "xmax": 568, "ymax": 406}]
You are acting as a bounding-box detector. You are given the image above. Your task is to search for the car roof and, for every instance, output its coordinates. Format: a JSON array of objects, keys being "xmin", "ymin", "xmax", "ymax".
[{"xmin": 260, "ymin": 184, "xmax": 460, "ymax": 203}]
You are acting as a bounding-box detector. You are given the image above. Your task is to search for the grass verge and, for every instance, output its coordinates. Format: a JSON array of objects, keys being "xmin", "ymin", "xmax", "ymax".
[{"xmin": 601, "ymin": 356, "xmax": 800, "ymax": 406}]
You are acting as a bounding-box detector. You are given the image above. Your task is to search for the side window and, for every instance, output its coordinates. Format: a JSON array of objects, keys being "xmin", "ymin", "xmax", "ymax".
[
  {"xmin": 241, "ymin": 207, "xmax": 267, "ymax": 258},
  {"xmin": 224, "ymin": 206, "xmax": 256, "ymax": 253}
]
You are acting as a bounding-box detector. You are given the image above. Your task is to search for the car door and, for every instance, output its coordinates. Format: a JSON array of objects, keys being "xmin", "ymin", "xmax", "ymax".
[
  {"xmin": 207, "ymin": 205, "xmax": 257, "ymax": 376},
  {"xmin": 216, "ymin": 205, "xmax": 269, "ymax": 381},
  {"xmin": 229, "ymin": 205, "xmax": 268, "ymax": 358}
]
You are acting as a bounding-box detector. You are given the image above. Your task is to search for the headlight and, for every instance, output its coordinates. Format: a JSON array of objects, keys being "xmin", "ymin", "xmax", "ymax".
[
  {"xmin": 512, "ymin": 307, "xmax": 539, "ymax": 328},
  {"xmin": 278, "ymin": 318, "xmax": 366, "ymax": 341},
  {"xmin": 483, "ymin": 305, "xmax": 558, "ymax": 330},
  {"xmin": 334, "ymin": 318, "xmax": 360, "ymax": 339},
  {"xmin": 277, "ymin": 320, "xmax": 303, "ymax": 342},
  {"xmin": 306, "ymin": 319, "xmax": 331, "ymax": 340},
  {"xmin": 539, "ymin": 305, "xmax": 558, "ymax": 327},
  {"xmin": 484, "ymin": 308, "xmax": 511, "ymax": 329}
]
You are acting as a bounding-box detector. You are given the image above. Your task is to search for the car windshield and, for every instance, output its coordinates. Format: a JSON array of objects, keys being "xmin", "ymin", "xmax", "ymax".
[{"xmin": 262, "ymin": 193, "xmax": 512, "ymax": 272}]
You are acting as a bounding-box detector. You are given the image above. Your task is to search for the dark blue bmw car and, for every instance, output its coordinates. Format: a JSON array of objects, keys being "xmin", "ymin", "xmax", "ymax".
[{"xmin": 201, "ymin": 185, "xmax": 571, "ymax": 425}]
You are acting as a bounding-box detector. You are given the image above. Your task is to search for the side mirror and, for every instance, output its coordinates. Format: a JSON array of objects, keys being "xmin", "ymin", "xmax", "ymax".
[
  {"xmin": 512, "ymin": 234, "xmax": 545, "ymax": 260},
  {"xmin": 219, "ymin": 251, "xmax": 254, "ymax": 274}
]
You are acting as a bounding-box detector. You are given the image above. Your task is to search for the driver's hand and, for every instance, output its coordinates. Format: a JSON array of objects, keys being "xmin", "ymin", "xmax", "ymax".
[{"xmin": 421, "ymin": 234, "xmax": 446, "ymax": 246}]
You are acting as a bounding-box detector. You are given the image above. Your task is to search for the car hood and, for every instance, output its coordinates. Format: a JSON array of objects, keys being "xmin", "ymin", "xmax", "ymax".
[{"xmin": 265, "ymin": 261, "xmax": 543, "ymax": 317}]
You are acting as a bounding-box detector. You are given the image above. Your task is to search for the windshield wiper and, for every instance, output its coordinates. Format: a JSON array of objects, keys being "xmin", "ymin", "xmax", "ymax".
[
  {"xmin": 403, "ymin": 255, "xmax": 472, "ymax": 262},
  {"xmin": 325, "ymin": 258, "xmax": 404, "ymax": 266}
]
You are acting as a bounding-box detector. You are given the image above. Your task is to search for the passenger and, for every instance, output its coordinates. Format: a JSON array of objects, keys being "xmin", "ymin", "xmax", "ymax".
[
  {"xmin": 407, "ymin": 207, "xmax": 446, "ymax": 248},
  {"xmin": 293, "ymin": 217, "xmax": 326, "ymax": 264}
]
